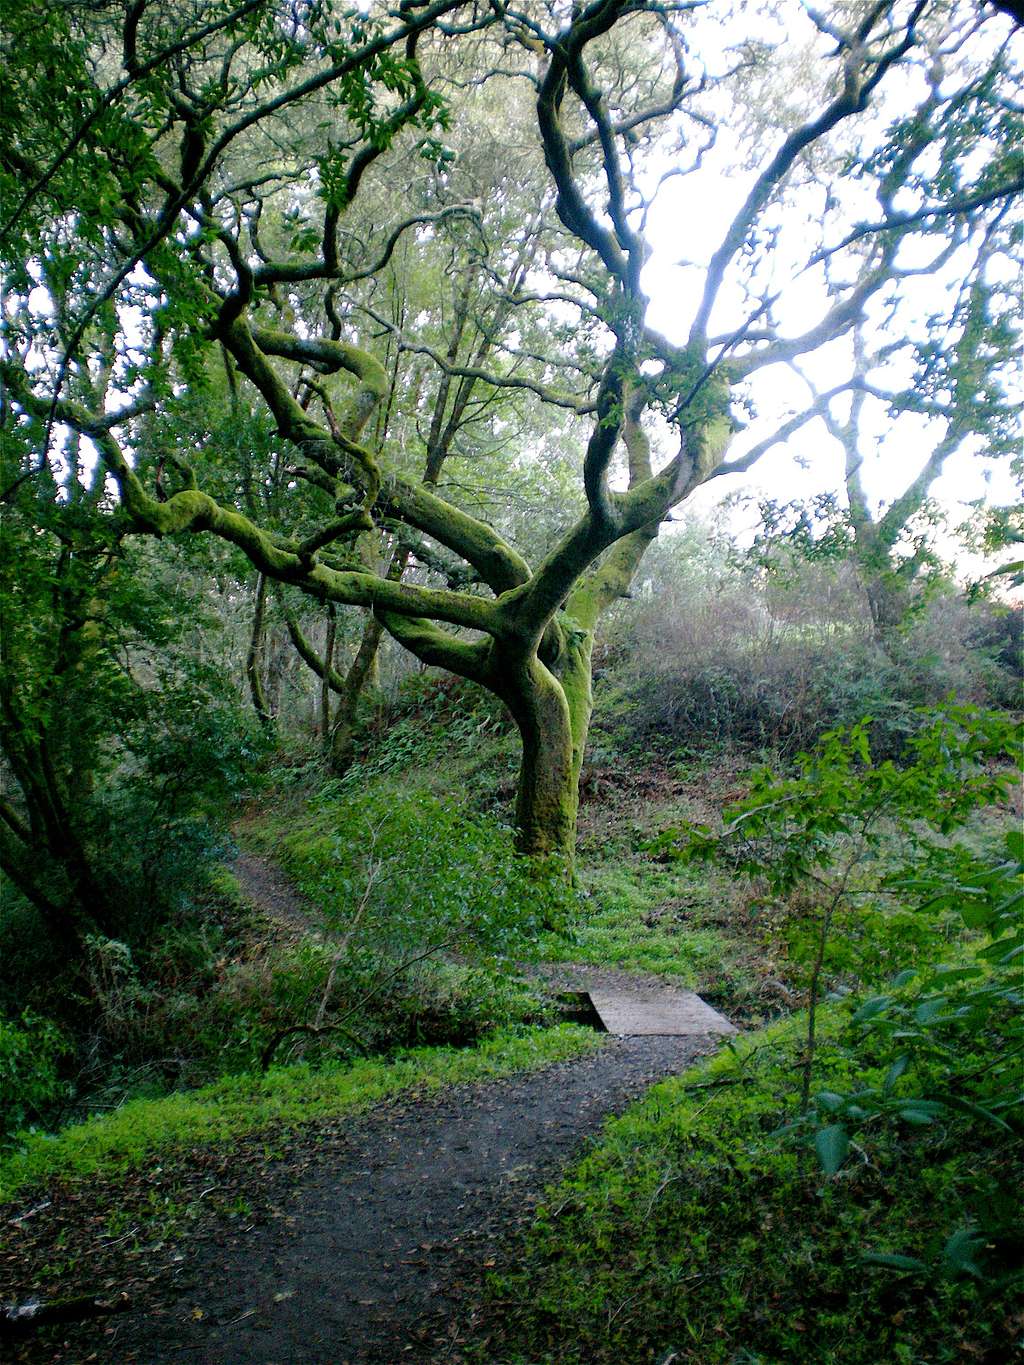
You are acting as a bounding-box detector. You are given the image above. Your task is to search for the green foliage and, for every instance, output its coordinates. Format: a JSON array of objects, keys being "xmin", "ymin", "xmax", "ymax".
[
  {"xmin": 0, "ymin": 1013, "xmax": 72, "ymax": 1146},
  {"xmin": 85, "ymin": 672, "xmax": 267, "ymax": 937},
  {"xmin": 661, "ymin": 702, "xmax": 1019, "ymax": 1121},
  {"xmin": 792, "ymin": 830, "xmax": 1023, "ymax": 1182},
  {"xmin": 271, "ymin": 781, "xmax": 574, "ymax": 957},
  {"xmin": 388, "ymin": 960, "xmax": 549, "ymax": 1049},
  {"xmin": 0, "ymin": 1024, "xmax": 603, "ymax": 1205},
  {"xmin": 342, "ymin": 672, "xmax": 512, "ymax": 783},
  {"xmin": 545, "ymin": 860, "xmax": 733, "ymax": 984},
  {"xmin": 481, "ymin": 1014, "xmax": 1021, "ymax": 1364},
  {"xmin": 0, "ymin": 507, "xmax": 267, "ymax": 979},
  {"xmin": 177, "ymin": 933, "xmax": 549, "ymax": 1073},
  {"xmin": 670, "ymin": 705, "xmax": 1018, "ymax": 894}
]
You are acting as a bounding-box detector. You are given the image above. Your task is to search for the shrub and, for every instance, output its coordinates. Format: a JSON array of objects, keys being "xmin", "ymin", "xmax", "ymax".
[
  {"xmin": 593, "ymin": 525, "xmax": 1019, "ymax": 761},
  {"xmin": 0, "ymin": 1012, "xmax": 72, "ymax": 1145},
  {"xmin": 273, "ymin": 783, "xmax": 574, "ymax": 954}
]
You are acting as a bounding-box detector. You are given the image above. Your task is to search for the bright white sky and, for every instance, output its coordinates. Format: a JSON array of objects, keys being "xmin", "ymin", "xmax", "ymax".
[{"xmin": 632, "ymin": 2, "xmax": 1022, "ymax": 576}]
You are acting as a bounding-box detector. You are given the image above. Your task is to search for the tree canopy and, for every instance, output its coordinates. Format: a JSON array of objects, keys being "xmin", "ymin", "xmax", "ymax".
[{"xmin": 1, "ymin": 0, "xmax": 1021, "ymax": 888}]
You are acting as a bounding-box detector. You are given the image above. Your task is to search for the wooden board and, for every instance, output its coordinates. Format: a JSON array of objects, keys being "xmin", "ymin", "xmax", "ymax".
[{"xmin": 587, "ymin": 989, "xmax": 736, "ymax": 1037}]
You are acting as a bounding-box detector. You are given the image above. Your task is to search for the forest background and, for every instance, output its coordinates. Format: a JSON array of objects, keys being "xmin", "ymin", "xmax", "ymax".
[{"xmin": 0, "ymin": 0, "xmax": 1021, "ymax": 1360}]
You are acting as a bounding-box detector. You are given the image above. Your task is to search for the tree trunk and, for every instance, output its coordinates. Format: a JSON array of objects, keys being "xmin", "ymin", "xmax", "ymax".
[
  {"xmin": 246, "ymin": 573, "xmax": 273, "ymax": 728},
  {"xmin": 329, "ymin": 611, "xmax": 386, "ymax": 774},
  {"xmin": 507, "ymin": 660, "xmax": 580, "ymax": 865},
  {"xmin": 865, "ymin": 572, "xmax": 911, "ymax": 649},
  {"xmin": 321, "ymin": 606, "xmax": 336, "ymax": 755}
]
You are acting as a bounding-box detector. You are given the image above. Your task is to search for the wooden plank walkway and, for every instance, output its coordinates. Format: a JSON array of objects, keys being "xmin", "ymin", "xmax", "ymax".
[{"xmin": 587, "ymin": 988, "xmax": 736, "ymax": 1037}]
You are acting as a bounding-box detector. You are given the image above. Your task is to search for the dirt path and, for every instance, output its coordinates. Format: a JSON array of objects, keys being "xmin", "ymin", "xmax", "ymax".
[
  {"xmin": 5, "ymin": 853, "xmax": 730, "ymax": 1363},
  {"xmin": 100, "ymin": 1035, "xmax": 714, "ymax": 1363},
  {"xmin": 232, "ymin": 850, "xmax": 317, "ymax": 934}
]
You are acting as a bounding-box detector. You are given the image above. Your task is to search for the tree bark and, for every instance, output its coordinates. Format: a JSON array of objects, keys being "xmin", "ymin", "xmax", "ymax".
[
  {"xmin": 321, "ymin": 605, "xmax": 337, "ymax": 754},
  {"xmin": 864, "ymin": 572, "xmax": 911, "ymax": 647},
  {"xmin": 246, "ymin": 572, "xmax": 273, "ymax": 728},
  {"xmin": 505, "ymin": 659, "xmax": 579, "ymax": 864},
  {"xmin": 330, "ymin": 611, "xmax": 386, "ymax": 774}
]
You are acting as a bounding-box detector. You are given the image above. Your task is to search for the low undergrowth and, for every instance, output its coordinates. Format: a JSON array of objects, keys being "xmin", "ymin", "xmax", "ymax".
[
  {"xmin": 474, "ymin": 706, "xmax": 1023, "ymax": 1365},
  {"xmin": 481, "ymin": 1010, "xmax": 1022, "ymax": 1365},
  {"xmin": 0, "ymin": 1023, "xmax": 603, "ymax": 1206},
  {"xmin": 534, "ymin": 759, "xmax": 803, "ymax": 1027},
  {"xmin": 263, "ymin": 779, "xmax": 573, "ymax": 950},
  {"xmin": 0, "ymin": 776, "xmax": 570, "ymax": 1145}
]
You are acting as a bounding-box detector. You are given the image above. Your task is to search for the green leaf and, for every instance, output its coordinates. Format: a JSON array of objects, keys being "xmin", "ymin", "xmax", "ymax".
[
  {"xmin": 852, "ymin": 995, "xmax": 891, "ymax": 1023},
  {"xmin": 882, "ymin": 1055, "xmax": 909, "ymax": 1094},
  {"xmin": 930, "ymin": 1092, "xmax": 1013, "ymax": 1133},
  {"xmin": 813, "ymin": 1124, "xmax": 849, "ymax": 1175},
  {"xmin": 898, "ymin": 1101, "xmax": 946, "ymax": 1125},
  {"xmin": 959, "ymin": 901, "xmax": 995, "ymax": 929},
  {"xmin": 941, "ymin": 1228, "xmax": 985, "ymax": 1280},
  {"xmin": 861, "ymin": 1252, "xmax": 928, "ymax": 1274},
  {"xmin": 814, "ymin": 1091, "xmax": 845, "ymax": 1113},
  {"xmin": 931, "ymin": 965, "xmax": 984, "ymax": 982},
  {"xmin": 914, "ymin": 998, "xmax": 947, "ymax": 1024}
]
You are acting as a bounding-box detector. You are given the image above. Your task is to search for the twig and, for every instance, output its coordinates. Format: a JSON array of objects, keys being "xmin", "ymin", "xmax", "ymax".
[
  {"xmin": 0, "ymin": 1293, "xmax": 129, "ymax": 1340},
  {"xmin": 7, "ymin": 1200, "xmax": 51, "ymax": 1227}
]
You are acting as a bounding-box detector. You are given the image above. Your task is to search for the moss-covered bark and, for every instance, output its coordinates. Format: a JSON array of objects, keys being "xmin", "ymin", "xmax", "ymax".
[
  {"xmin": 504, "ymin": 658, "xmax": 579, "ymax": 864},
  {"xmin": 246, "ymin": 573, "xmax": 273, "ymax": 728}
]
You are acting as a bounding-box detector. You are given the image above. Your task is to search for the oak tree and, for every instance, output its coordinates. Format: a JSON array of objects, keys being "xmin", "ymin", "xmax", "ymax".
[{"xmin": 2, "ymin": 0, "xmax": 1020, "ymax": 879}]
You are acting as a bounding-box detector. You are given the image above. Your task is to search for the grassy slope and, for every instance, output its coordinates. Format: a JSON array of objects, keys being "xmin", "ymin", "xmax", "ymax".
[{"xmin": 479, "ymin": 1012, "xmax": 1020, "ymax": 1365}]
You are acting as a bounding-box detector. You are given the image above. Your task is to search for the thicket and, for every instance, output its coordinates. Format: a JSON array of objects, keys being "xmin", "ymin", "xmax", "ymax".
[
  {"xmin": 592, "ymin": 524, "xmax": 1022, "ymax": 762},
  {"xmin": 0, "ymin": 778, "xmax": 568, "ymax": 1146}
]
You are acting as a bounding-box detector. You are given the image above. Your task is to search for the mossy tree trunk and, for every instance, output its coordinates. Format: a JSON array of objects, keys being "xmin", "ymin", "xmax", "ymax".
[
  {"xmin": 246, "ymin": 572, "xmax": 274, "ymax": 729},
  {"xmin": 507, "ymin": 662, "xmax": 578, "ymax": 862}
]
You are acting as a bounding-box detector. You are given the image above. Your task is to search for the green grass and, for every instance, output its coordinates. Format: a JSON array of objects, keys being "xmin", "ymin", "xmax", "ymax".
[
  {"xmin": 478, "ymin": 1011, "xmax": 1021, "ymax": 1365},
  {"xmin": 0, "ymin": 1024, "xmax": 603, "ymax": 1205},
  {"xmin": 545, "ymin": 860, "xmax": 736, "ymax": 982}
]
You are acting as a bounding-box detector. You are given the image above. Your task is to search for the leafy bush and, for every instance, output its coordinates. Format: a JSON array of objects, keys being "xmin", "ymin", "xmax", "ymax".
[
  {"xmin": 593, "ymin": 526, "xmax": 1018, "ymax": 761},
  {"xmin": 273, "ymin": 782, "xmax": 573, "ymax": 954},
  {"xmin": 0, "ymin": 1013, "xmax": 71, "ymax": 1145},
  {"xmin": 174, "ymin": 935, "xmax": 549, "ymax": 1072},
  {"xmin": 345, "ymin": 671, "xmax": 512, "ymax": 783},
  {"xmin": 796, "ymin": 829, "xmax": 1023, "ymax": 1197},
  {"xmin": 388, "ymin": 960, "xmax": 548, "ymax": 1048},
  {"xmin": 82, "ymin": 676, "xmax": 266, "ymax": 941},
  {"xmin": 664, "ymin": 703, "xmax": 1020, "ymax": 1116}
]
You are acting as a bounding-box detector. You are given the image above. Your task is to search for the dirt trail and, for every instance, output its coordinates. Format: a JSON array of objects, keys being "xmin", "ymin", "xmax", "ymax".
[
  {"xmin": 99, "ymin": 1034, "xmax": 713, "ymax": 1363},
  {"xmin": 7, "ymin": 853, "xmax": 730, "ymax": 1363},
  {"xmin": 232, "ymin": 850, "xmax": 317, "ymax": 934}
]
